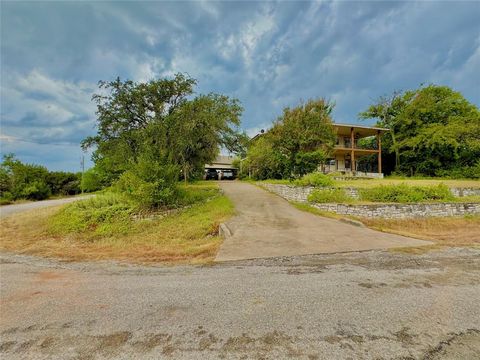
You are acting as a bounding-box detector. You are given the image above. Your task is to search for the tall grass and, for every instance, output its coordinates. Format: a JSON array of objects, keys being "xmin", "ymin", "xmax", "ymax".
[
  {"xmin": 358, "ymin": 183, "xmax": 455, "ymax": 203},
  {"xmin": 1, "ymin": 183, "xmax": 235, "ymax": 263},
  {"xmin": 294, "ymin": 172, "xmax": 334, "ymax": 187},
  {"xmin": 308, "ymin": 188, "xmax": 353, "ymax": 203}
]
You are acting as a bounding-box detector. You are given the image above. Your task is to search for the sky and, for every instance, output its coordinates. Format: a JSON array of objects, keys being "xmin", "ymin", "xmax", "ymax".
[{"xmin": 1, "ymin": 1, "xmax": 479, "ymax": 171}]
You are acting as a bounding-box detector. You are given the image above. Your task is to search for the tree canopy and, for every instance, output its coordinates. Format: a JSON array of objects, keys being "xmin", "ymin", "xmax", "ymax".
[
  {"xmin": 0, "ymin": 154, "xmax": 81, "ymax": 202},
  {"xmin": 360, "ymin": 85, "xmax": 480, "ymax": 178},
  {"xmin": 82, "ymin": 73, "xmax": 246, "ymax": 206},
  {"xmin": 244, "ymin": 98, "xmax": 336, "ymax": 179}
]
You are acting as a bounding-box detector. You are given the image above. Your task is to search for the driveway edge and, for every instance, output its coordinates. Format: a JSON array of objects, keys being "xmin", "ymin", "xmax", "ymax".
[{"xmin": 219, "ymin": 223, "xmax": 232, "ymax": 238}]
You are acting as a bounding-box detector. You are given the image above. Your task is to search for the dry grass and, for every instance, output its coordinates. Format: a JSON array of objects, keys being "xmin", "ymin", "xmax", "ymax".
[
  {"xmin": 336, "ymin": 178, "xmax": 480, "ymax": 189},
  {"xmin": 292, "ymin": 202, "xmax": 480, "ymax": 254},
  {"xmin": 0, "ymin": 194, "xmax": 235, "ymax": 264},
  {"xmin": 361, "ymin": 215, "xmax": 480, "ymax": 253}
]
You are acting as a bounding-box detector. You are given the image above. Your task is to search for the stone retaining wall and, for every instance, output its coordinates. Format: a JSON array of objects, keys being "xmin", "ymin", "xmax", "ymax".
[
  {"xmin": 260, "ymin": 183, "xmax": 480, "ymax": 201},
  {"xmin": 260, "ymin": 183, "xmax": 362, "ymax": 201},
  {"xmin": 260, "ymin": 183, "xmax": 314, "ymax": 202},
  {"xmin": 311, "ymin": 202, "xmax": 480, "ymax": 219},
  {"xmin": 450, "ymin": 187, "xmax": 480, "ymax": 197},
  {"xmin": 259, "ymin": 183, "xmax": 480, "ymax": 219}
]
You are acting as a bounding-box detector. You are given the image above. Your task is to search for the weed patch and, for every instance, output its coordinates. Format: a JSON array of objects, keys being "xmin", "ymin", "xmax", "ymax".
[
  {"xmin": 358, "ymin": 183, "xmax": 454, "ymax": 203},
  {"xmin": 308, "ymin": 188, "xmax": 353, "ymax": 203},
  {"xmin": 294, "ymin": 173, "xmax": 334, "ymax": 187},
  {"xmin": 0, "ymin": 183, "xmax": 235, "ymax": 263}
]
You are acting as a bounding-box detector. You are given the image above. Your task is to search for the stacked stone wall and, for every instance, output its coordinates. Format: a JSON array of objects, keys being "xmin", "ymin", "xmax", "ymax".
[{"xmin": 258, "ymin": 183, "xmax": 480, "ymax": 219}]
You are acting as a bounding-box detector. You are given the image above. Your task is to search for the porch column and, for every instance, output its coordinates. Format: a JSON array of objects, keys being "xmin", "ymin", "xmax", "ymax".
[
  {"xmin": 377, "ymin": 130, "xmax": 382, "ymax": 174},
  {"xmin": 350, "ymin": 127, "xmax": 355, "ymax": 173}
]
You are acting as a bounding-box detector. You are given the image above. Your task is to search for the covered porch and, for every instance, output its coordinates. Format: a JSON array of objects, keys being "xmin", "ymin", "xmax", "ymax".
[{"xmin": 324, "ymin": 123, "xmax": 387, "ymax": 178}]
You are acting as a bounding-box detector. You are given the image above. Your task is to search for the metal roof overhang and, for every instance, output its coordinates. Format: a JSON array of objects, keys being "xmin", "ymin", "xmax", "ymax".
[{"xmin": 333, "ymin": 123, "xmax": 389, "ymax": 137}]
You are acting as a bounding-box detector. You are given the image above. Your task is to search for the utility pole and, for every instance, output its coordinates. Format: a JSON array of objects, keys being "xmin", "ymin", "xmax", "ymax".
[{"xmin": 80, "ymin": 155, "xmax": 85, "ymax": 194}]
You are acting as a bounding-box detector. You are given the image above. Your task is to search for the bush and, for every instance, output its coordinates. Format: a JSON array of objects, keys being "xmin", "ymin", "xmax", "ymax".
[
  {"xmin": 46, "ymin": 171, "xmax": 81, "ymax": 195},
  {"xmin": 435, "ymin": 161, "xmax": 480, "ymax": 179},
  {"xmin": 114, "ymin": 157, "xmax": 180, "ymax": 208},
  {"xmin": 81, "ymin": 168, "xmax": 105, "ymax": 192},
  {"xmin": 359, "ymin": 183, "xmax": 454, "ymax": 203},
  {"xmin": 308, "ymin": 188, "xmax": 352, "ymax": 203},
  {"xmin": 21, "ymin": 181, "xmax": 51, "ymax": 200},
  {"xmin": 0, "ymin": 191, "xmax": 13, "ymax": 205},
  {"xmin": 176, "ymin": 184, "xmax": 218, "ymax": 206},
  {"xmin": 295, "ymin": 172, "xmax": 334, "ymax": 187}
]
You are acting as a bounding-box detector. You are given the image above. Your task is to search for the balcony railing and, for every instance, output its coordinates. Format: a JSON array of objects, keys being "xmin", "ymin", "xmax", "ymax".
[{"xmin": 335, "ymin": 139, "xmax": 378, "ymax": 150}]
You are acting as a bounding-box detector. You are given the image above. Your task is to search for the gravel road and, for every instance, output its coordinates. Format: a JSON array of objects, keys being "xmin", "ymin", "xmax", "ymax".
[
  {"xmin": 1, "ymin": 248, "xmax": 479, "ymax": 359},
  {"xmin": 0, "ymin": 196, "xmax": 92, "ymax": 218}
]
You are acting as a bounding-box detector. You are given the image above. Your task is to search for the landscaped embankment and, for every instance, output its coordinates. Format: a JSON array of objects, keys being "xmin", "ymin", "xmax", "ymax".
[{"xmin": 259, "ymin": 183, "xmax": 480, "ymax": 219}]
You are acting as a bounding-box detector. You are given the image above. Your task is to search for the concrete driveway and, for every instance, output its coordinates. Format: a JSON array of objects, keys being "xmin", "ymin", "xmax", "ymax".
[{"xmin": 216, "ymin": 182, "xmax": 429, "ymax": 261}]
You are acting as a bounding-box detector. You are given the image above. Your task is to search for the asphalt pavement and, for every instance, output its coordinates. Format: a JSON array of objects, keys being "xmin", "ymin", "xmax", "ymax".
[
  {"xmin": 0, "ymin": 196, "xmax": 92, "ymax": 218},
  {"xmin": 1, "ymin": 248, "xmax": 479, "ymax": 359}
]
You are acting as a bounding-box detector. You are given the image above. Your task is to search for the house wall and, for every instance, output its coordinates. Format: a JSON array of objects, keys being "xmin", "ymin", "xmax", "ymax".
[{"xmin": 335, "ymin": 155, "xmax": 345, "ymax": 171}]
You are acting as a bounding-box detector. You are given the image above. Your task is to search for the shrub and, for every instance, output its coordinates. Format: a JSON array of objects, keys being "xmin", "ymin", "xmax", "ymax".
[
  {"xmin": 359, "ymin": 183, "xmax": 454, "ymax": 203},
  {"xmin": 176, "ymin": 184, "xmax": 218, "ymax": 206},
  {"xmin": 46, "ymin": 171, "xmax": 81, "ymax": 195},
  {"xmin": 21, "ymin": 181, "xmax": 51, "ymax": 200},
  {"xmin": 114, "ymin": 157, "xmax": 180, "ymax": 208},
  {"xmin": 295, "ymin": 172, "xmax": 334, "ymax": 187},
  {"xmin": 81, "ymin": 168, "xmax": 105, "ymax": 192},
  {"xmin": 308, "ymin": 188, "xmax": 352, "ymax": 203},
  {"xmin": 435, "ymin": 161, "xmax": 480, "ymax": 179},
  {"xmin": 0, "ymin": 191, "xmax": 13, "ymax": 205}
]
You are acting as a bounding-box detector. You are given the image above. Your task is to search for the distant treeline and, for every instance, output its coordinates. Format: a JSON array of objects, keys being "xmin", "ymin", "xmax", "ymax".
[{"xmin": 0, "ymin": 154, "xmax": 101, "ymax": 204}]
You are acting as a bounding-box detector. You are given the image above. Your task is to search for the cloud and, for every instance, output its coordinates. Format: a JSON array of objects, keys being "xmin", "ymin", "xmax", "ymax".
[
  {"xmin": 1, "ymin": 0, "xmax": 479, "ymax": 170},
  {"xmin": 1, "ymin": 70, "xmax": 96, "ymax": 144}
]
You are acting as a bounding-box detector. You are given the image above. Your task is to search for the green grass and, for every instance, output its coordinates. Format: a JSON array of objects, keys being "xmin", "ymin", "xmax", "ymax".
[
  {"xmin": 294, "ymin": 173, "xmax": 334, "ymax": 187},
  {"xmin": 308, "ymin": 188, "xmax": 354, "ymax": 203},
  {"xmin": 358, "ymin": 183, "xmax": 455, "ymax": 203},
  {"xmin": 256, "ymin": 176, "xmax": 480, "ymax": 190},
  {"xmin": 335, "ymin": 177, "xmax": 480, "ymax": 189}
]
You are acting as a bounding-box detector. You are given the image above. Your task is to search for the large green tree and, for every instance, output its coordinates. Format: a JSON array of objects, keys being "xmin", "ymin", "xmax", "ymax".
[
  {"xmin": 360, "ymin": 85, "xmax": 480, "ymax": 178},
  {"xmin": 246, "ymin": 98, "xmax": 336, "ymax": 179},
  {"xmin": 82, "ymin": 74, "xmax": 245, "ymax": 206}
]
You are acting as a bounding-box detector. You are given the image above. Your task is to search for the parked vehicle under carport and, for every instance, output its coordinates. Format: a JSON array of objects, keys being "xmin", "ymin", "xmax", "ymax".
[
  {"xmin": 220, "ymin": 170, "xmax": 235, "ymax": 180},
  {"xmin": 205, "ymin": 168, "xmax": 219, "ymax": 180}
]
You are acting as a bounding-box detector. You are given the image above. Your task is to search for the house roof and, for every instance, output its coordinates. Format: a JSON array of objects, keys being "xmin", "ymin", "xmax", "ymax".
[
  {"xmin": 249, "ymin": 123, "xmax": 388, "ymax": 140},
  {"xmin": 205, "ymin": 155, "xmax": 237, "ymax": 169},
  {"xmin": 333, "ymin": 123, "xmax": 389, "ymax": 137}
]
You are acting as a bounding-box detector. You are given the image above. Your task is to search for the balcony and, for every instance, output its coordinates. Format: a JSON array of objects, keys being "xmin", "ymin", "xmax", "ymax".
[{"xmin": 335, "ymin": 138, "xmax": 379, "ymax": 151}]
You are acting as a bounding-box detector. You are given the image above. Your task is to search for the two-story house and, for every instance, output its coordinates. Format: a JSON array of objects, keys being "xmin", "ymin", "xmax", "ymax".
[{"xmin": 324, "ymin": 123, "xmax": 388, "ymax": 177}]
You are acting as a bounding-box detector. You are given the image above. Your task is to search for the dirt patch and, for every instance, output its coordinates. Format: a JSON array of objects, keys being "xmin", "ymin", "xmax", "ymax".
[
  {"xmin": 393, "ymin": 327, "xmax": 417, "ymax": 346},
  {"xmin": 131, "ymin": 333, "xmax": 172, "ymax": 352},
  {"xmin": 36, "ymin": 271, "xmax": 64, "ymax": 281},
  {"xmin": 0, "ymin": 341, "xmax": 16, "ymax": 352},
  {"xmin": 422, "ymin": 329, "xmax": 480, "ymax": 359},
  {"xmin": 358, "ymin": 282, "xmax": 387, "ymax": 289}
]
